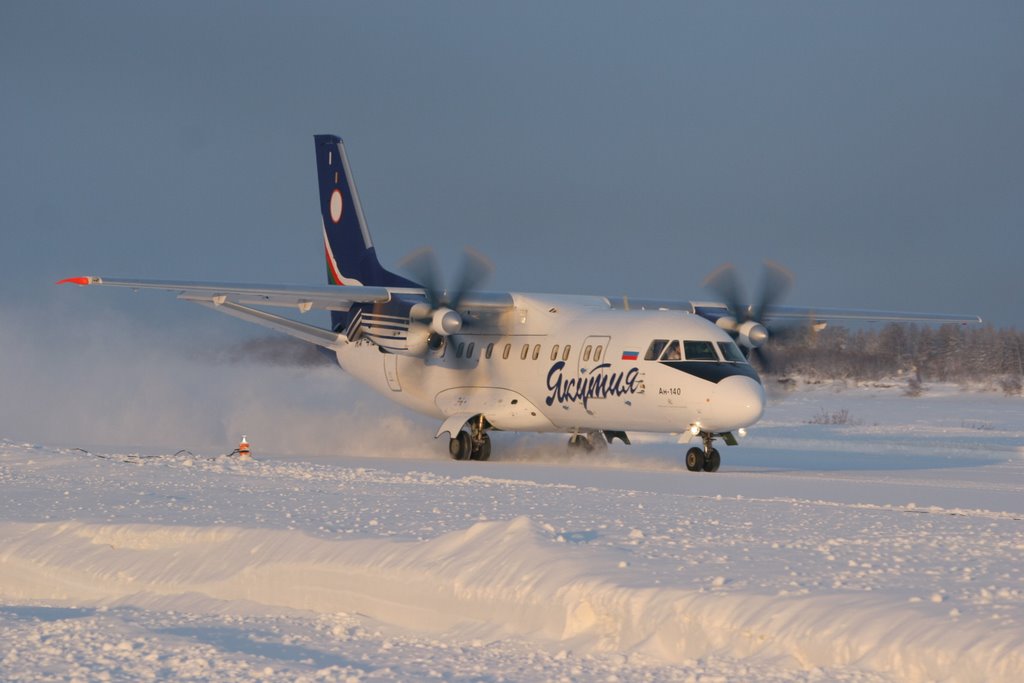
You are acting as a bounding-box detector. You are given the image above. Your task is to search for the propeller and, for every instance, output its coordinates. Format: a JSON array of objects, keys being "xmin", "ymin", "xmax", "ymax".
[
  {"xmin": 398, "ymin": 246, "xmax": 494, "ymax": 346},
  {"xmin": 703, "ymin": 260, "xmax": 796, "ymax": 372}
]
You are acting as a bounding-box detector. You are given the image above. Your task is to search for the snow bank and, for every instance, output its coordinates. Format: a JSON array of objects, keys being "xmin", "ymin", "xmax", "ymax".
[{"xmin": 2, "ymin": 517, "xmax": 1021, "ymax": 682}]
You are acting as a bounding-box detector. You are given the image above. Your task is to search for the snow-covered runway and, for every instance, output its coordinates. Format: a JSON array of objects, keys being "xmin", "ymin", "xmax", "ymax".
[{"xmin": 1, "ymin": 384, "xmax": 1022, "ymax": 681}]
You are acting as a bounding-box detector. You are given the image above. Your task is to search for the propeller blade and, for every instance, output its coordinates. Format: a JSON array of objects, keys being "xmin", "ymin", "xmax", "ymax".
[
  {"xmin": 703, "ymin": 260, "xmax": 797, "ymax": 372},
  {"xmin": 752, "ymin": 260, "xmax": 794, "ymax": 324},
  {"xmin": 703, "ymin": 263, "xmax": 747, "ymax": 322},
  {"xmin": 398, "ymin": 247, "xmax": 443, "ymax": 310},
  {"xmin": 449, "ymin": 247, "xmax": 494, "ymax": 310},
  {"xmin": 752, "ymin": 346, "xmax": 773, "ymax": 374},
  {"xmin": 766, "ymin": 320, "xmax": 808, "ymax": 344}
]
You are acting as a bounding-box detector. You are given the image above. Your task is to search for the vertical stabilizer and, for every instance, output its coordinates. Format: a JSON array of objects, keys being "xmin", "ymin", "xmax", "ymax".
[
  {"xmin": 313, "ymin": 135, "xmax": 417, "ymax": 330},
  {"xmin": 314, "ymin": 135, "xmax": 415, "ymax": 288}
]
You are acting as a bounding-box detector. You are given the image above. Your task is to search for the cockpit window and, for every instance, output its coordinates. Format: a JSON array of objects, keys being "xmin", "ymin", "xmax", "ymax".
[
  {"xmin": 644, "ymin": 339, "xmax": 669, "ymax": 361},
  {"xmin": 683, "ymin": 340, "xmax": 719, "ymax": 361},
  {"xmin": 717, "ymin": 341, "xmax": 747, "ymax": 363},
  {"xmin": 660, "ymin": 340, "xmax": 682, "ymax": 361}
]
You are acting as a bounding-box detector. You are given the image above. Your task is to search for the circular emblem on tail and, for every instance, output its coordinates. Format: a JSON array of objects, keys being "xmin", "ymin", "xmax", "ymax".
[{"xmin": 329, "ymin": 189, "xmax": 343, "ymax": 223}]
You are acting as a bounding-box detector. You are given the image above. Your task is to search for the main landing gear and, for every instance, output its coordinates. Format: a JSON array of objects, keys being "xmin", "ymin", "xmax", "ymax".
[
  {"xmin": 685, "ymin": 431, "xmax": 721, "ymax": 473},
  {"xmin": 567, "ymin": 431, "xmax": 608, "ymax": 453},
  {"xmin": 449, "ymin": 415, "xmax": 492, "ymax": 461},
  {"xmin": 566, "ymin": 430, "xmax": 631, "ymax": 453}
]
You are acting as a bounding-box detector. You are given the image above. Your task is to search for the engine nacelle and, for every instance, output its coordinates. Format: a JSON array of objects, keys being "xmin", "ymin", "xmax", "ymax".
[
  {"xmin": 401, "ymin": 321, "xmax": 433, "ymax": 357},
  {"xmin": 736, "ymin": 320, "xmax": 768, "ymax": 348},
  {"xmin": 715, "ymin": 315, "xmax": 738, "ymax": 332}
]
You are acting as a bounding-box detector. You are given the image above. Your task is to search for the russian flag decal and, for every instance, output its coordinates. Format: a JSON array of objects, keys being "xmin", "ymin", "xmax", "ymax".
[{"xmin": 621, "ymin": 350, "xmax": 639, "ymax": 361}]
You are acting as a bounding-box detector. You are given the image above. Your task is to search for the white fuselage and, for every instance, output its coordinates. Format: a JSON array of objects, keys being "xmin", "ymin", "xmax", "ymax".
[{"xmin": 336, "ymin": 293, "xmax": 765, "ymax": 437}]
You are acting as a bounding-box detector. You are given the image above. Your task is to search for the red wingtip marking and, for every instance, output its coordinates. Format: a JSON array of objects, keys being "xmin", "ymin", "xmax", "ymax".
[{"xmin": 57, "ymin": 277, "xmax": 91, "ymax": 286}]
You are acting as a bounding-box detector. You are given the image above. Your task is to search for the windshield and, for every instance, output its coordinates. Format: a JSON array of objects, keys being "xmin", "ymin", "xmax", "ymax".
[
  {"xmin": 717, "ymin": 341, "xmax": 747, "ymax": 363},
  {"xmin": 683, "ymin": 340, "xmax": 718, "ymax": 361},
  {"xmin": 644, "ymin": 339, "xmax": 668, "ymax": 360}
]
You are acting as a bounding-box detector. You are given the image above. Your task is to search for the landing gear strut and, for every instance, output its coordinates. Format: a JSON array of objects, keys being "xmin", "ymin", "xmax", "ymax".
[
  {"xmin": 685, "ymin": 431, "xmax": 721, "ymax": 473},
  {"xmin": 471, "ymin": 432, "xmax": 491, "ymax": 461}
]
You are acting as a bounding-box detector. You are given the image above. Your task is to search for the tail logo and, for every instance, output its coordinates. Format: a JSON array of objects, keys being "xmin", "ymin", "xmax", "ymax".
[{"xmin": 329, "ymin": 188, "xmax": 343, "ymax": 223}]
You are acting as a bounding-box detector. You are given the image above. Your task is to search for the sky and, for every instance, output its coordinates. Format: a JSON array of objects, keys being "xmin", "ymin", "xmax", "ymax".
[{"xmin": 2, "ymin": 1, "xmax": 1023, "ymax": 334}]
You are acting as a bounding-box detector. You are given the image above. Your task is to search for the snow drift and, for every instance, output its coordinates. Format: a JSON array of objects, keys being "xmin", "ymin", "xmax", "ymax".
[{"xmin": 2, "ymin": 516, "xmax": 1021, "ymax": 682}]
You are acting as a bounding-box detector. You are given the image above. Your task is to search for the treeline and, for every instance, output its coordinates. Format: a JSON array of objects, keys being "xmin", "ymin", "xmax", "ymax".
[{"xmin": 763, "ymin": 323, "xmax": 1024, "ymax": 394}]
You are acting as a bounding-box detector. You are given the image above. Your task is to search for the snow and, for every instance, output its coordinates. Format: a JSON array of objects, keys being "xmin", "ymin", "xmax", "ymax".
[{"xmin": 1, "ymin": 381, "xmax": 1023, "ymax": 681}]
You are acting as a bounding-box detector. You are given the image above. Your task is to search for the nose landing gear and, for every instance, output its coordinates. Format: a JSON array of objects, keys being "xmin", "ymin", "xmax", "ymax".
[{"xmin": 685, "ymin": 431, "xmax": 721, "ymax": 472}]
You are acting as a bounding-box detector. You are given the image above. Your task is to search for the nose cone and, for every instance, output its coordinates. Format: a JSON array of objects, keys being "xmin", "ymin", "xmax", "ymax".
[{"xmin": 702, "ymin": 375, "xmax": 765, "ymax": 432}]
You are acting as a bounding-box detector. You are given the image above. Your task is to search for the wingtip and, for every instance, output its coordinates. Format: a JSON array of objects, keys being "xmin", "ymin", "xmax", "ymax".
[{"xmin": 56, "ymin": 276, "xmax": 93, "ymax": 286}]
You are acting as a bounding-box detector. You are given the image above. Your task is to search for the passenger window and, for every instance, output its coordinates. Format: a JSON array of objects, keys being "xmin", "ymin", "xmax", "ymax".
[
  {"xmin": 486, "ymin": 342, "xmax": 494, "ymax": 359},
  {"xmin": 521, "ymin": 344, "xmax": 529, "ymax": 360},
  {"xmin": 503, "ymin": 343, "xmax": 511, "ymax": 360},
  {"xmin": 718, "ymin": 341, "xmax": 746, "ymax": 363},
  {"xmin": 456, "ymin": 342, "xmax": 465, "ymax": 358},
  {"xmin": 645, "ymin": 339, "xmax": 669, "ymax": 361},
  {"xmin": 466, "ymin": 342, "xmax": 475, "ymax": 359},
  {"xmin": 550, "ymin": 344, "xmax": 560, "ymax": 361},
  {"xmin": 660, "ymin": 340, "xmax": 682, "ymax": 361},
  {"xmin": 583, "ymin": 345, "xmax": 592, "ymax": 362},
  {"xmin": 594, "ymin": 345, "xmax": 603, "ymax": 362},
  {"xmin": 683, "ymin": 340, "xmax": 718, "ymax": 361},
  {"xmin": 532, "ymin": 344, "xmax": 541, "ymax": 360},
  {"xmin": 562, "ymin": 345, "xmax": 571, "ymax": 361}
]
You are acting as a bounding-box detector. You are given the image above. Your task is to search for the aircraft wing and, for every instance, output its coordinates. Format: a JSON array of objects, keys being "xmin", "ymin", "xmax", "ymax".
[
  {"xmin": 57, "ymin": 276, "xmax": 403, "ymax": 349},
  {"xmin": 57, "ymin": 276, "xmax": 518, "ymax": 350},
  {"xmin": 57, "ymin": 276, "xmax": 395, "ymax": 311},
  {"xmin": 760, "ymin": 305, "xmax": 982, "ymax": 324},
  {"xmin": 608, "ymin": 297, "xmax": 981, "ymax": 325}
]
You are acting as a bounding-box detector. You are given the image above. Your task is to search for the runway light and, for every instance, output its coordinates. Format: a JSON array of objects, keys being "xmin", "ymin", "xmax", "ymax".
[{"xmin": 689, "ymin": 423, "xmax": 701, "ymax": 436}]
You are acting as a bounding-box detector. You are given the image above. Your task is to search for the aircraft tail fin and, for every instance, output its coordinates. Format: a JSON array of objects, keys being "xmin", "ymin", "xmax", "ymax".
[
  {"xmin": 314, "ymin": 135, "xmax": 417, "ymax": 332},
  {"xmin": 314, "ymin": 135, "xmax": 416, "ymax": 289}
]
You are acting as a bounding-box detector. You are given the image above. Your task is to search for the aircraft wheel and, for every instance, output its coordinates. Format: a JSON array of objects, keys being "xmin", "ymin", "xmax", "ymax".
[
  {"xmin": 471, "ymin": 433, "xmax": 492, "ymax": 461},
  {"xmin": 703, "ymin": 448, "xmax": 721, "ymax": 472},
  {"xmin": 685, "ymin": 447, "xmax": 705, "ymax": 472},
  {"xmin": 450, "ymin": 431, "xmax": 473, "ymax": 460}
]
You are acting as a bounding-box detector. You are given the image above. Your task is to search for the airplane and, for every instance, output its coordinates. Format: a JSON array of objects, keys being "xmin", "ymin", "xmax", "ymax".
[{"xmin": 59, "ymin": 135, "xmax": 981, "ymax": 472}]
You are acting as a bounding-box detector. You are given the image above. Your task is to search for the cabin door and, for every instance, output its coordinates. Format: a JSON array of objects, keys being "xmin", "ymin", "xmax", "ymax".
[{"xmin": 578, "ymin": 336, "xmax": 611, "ymax": 374}]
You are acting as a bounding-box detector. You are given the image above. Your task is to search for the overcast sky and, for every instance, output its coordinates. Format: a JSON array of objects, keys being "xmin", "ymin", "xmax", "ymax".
[{"xmin": 3, "ymin": 1, "xmax": 1022, "ymax": 331}]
